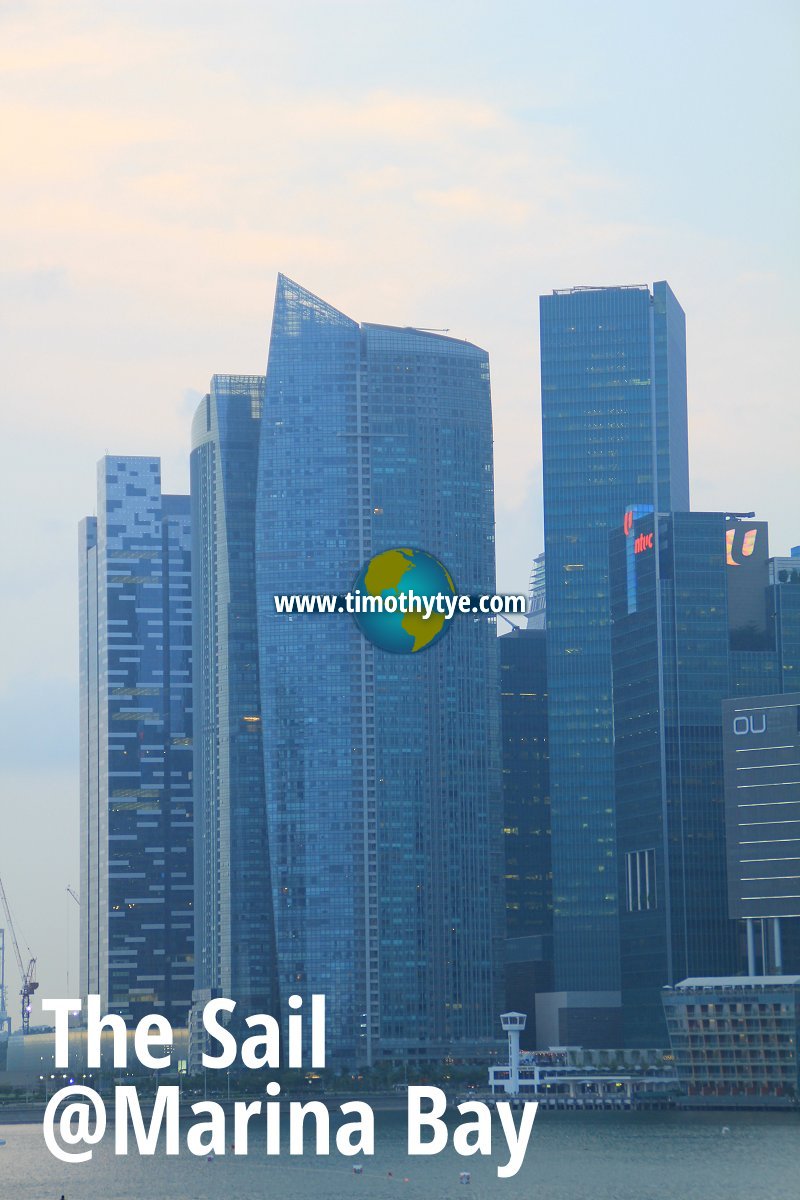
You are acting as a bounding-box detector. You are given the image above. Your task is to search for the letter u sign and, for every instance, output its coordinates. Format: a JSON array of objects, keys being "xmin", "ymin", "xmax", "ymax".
[{"xmin": 733, "ymin": 714, "xmax": 767, "ymax": 735}]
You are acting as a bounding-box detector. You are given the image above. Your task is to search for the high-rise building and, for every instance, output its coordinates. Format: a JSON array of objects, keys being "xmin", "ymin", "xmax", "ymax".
[
  {"xmin": 190, "ymin": 375, "xmax": 278, "ymax": 1018},
  {"xmin": 500, "ymin": 626, "xmax": 551, "ymax": 1044},
  {"xmin": 79, "ymin": 457, "xmax": 193, "ymax": 1025},
  {"xmin": 254, "ymin": 275, "xmax": 503, "ymax": 1065},
  {"xmin": 722, "ymin": 690, "xmax": 800, "ymax": 976},
  {"xmin": 501, "ymin": 628, "xmax": 551, "ymax": 942},
  {"xmin": 610, "ymin": 511, "xmax": 800, "ymax": 1046},
  {"xmin": 539, "ymin": 282, "xmax": 689, "ymax": 1045},
  {"xmin": 527, "ymin": 553, "xmax": 546, "ymax": 630}
]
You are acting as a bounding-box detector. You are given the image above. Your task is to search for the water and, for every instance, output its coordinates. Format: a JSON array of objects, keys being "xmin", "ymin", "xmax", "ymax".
[{"xmin": 1, "ymin": 1109, "xmax": 798, "ymax": 1200}]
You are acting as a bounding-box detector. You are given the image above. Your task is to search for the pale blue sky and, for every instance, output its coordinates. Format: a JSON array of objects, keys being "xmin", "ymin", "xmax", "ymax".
[{"xmin": 0, "ymin": 0, "xmax": 797, "ymax": 1013}]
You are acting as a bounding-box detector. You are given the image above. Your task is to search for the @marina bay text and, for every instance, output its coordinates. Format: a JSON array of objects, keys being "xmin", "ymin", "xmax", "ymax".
[{"xmin": 39, "ymin": 996, "xmax": 537, "ymax": 1178}]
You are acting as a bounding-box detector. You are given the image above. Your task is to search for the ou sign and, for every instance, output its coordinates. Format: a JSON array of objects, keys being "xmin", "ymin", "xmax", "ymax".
[{"xmin": 733, "ymin": 714, "xmax": 767, "ymax": 736}]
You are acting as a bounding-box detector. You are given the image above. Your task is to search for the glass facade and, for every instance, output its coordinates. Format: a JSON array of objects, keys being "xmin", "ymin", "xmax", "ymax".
[
  {"xmin": 190, "ymin": 376, "xmax": 279, "ymax": 1017},
  {"xmin": 540, "ymin": 283, "xmax": 689, "ymax": 1014},
  {"xmin": 500, "ymin": 627, "xmax": 552, "ymax": 1045},
  {"xmin": 722, "ymin": 692, "xmax": 800, "ymax": 924},
  {"xmin": 500, "ymin": 628, "xmax": 551, "ymax": 941},
  {"xmin": 254, "ymin": 276, "xmax": 503, "ymax": 1065},
  {"xmin": 611, "ymin": 511, "xmax": 800, "ymax": 1046},
  {"xmin": 79, "ymin": 458, "xmax": 194, "ymax": 1025}
]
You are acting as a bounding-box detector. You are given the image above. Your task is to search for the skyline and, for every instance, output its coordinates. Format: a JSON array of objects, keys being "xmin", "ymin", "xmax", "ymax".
[{"xmin": 1, "ymin": 0, "xmax": 798, "ymax": 1021}]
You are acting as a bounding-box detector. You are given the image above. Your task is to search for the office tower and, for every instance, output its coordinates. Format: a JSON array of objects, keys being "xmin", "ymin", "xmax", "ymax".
[
  {"xmin": 254, "ymin": 275, "xmax": 503, "ymax": 1066},
  {"xmin": 500, "ymin": 626, "xmax": 551, "ymax": 1043},
  {"xmin": 610, "ymin": 511, "xmax": 800, "ymax": 1045},
  {"xmin": 79, "ymin": 458, "xmax": 193, "ymax": 1025},
  {"xmin": 190, "ymin": 375, "xmax": 278, "ymax": 1018},
  {"xmin": 722, "ymin": 691, "xmax": 800, "ymax": 976},
  {"xmin": 773, "ymin": 548, "xmax": 800, "ymax": 688},
  {"xmin": 539, "ymin": 282, "xmax": 689, "ymax": 1046},
  {"xmin": 527, "ymin": 553, "xmax": 546, "ymax": 630}
]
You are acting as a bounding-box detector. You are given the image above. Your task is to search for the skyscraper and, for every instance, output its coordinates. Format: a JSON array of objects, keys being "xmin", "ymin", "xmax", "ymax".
[
  {"xmin": 500, "ymin": 626, "xmax": 551, "ymax": 1044},
  {"xmin": 501, "ymin": 627, "xmax": 551, "ymax": 943},
  {"xmin": 191, "ymin": 375, "xmax": 278, "ymax": 1018},
  {"xmin": 610, "ymin": 511, "xmax": 800, "ymax": 1045},
  {"xmin": 722, "ymin": 690, "xmax": 800, "ymax": 977},
  {"xmin": 79, "ymin": 457, "xmax": 193, "ymax": 1025},
  {"xmin": 254, "ymin": 275, "xmax": 503, "ymax": 1065},
  {"xmin": 539, "ymin": 283, "xmax": 689, "ymax": 1046}
]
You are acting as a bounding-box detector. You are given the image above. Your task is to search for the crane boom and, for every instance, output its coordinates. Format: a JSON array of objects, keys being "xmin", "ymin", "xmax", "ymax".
[
  {"xmin": 0, "ymin": 874, "xmax": 38, "ymax": 1034},
  {"xmin": 0, "ymin": 928, "xmax": 10, "ymax": 1036},
  {"xmin": 0, "ymin": 877, "xmax": 24, "ymax": 979}
]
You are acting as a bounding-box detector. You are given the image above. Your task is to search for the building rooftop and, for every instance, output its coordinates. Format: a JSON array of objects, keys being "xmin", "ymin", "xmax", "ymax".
[
  {"xmin": 551, "ymin": 284, "xmax": 650, "ymax": 295},
  {"xmin": 668, "ymin": 976, "xmax": 800, "ymax": 990}
]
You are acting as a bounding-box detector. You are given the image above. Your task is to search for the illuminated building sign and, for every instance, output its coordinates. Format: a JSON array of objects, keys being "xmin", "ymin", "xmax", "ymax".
[
  {"xmin": 724, "ymin": 520, "xmax": 770, "ymax": 648},
  {"xmin": 623, "ymin": 505, "xmax": 655, "ymax": 615},
  {"xmin": 726, "ymin": 525, "xmax": 758, "ymax": 567}
]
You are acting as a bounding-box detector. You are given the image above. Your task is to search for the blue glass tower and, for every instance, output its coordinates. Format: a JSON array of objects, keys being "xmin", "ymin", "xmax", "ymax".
[
  {"xmin": 190, "ymin": 376, "xmax": 279, "ymax": 1017},
  {"xmin": 611, "ymin": 511, "xmax": 800, "ymax": 1045},
  {"xmin": 255, "ymin": 276, "xmax": 503, "ymax": 1065},
  {"xmin": 79, "ymin": 457, "xmax": 194, "ymax": 1025},
  {"xmin": 500, "ymin": 628, "xmax": 551, "ymax": 942},
  {"xmin": 539, "ymin": 283, "xmax": 689, "ymax": 1045},
  {"xmin": 500, "ymin": 626, "xmax": 552, "ymax": 1044}
]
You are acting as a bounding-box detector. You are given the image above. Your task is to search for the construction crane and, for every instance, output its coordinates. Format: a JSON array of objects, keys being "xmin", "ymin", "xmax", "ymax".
[
  {"xmin": 66, "ymin": 886, "xmax": 80, "ymax": 907},
  {"xmin": 0, "ymin": 875, "xmax": 38, "ymax": 1035},
  {"xmin": 0, "ymin": 928, "xmax": 10, "ymax": 1037}
]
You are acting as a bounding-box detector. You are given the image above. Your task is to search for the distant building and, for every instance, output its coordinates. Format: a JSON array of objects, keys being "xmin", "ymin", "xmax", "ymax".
[
  {"xmin": 527, "ymin": 553, "xmax": 545, "ymax": 630},
  {"xmin": 79, "ymin": 458, "xmax": 193, "ymax": 1026},
  {"xmin": 610, "ymin": 512, "xmax": 800, "ymax": 1047},
  {"xmin": 488, "ymin": 1044, "xmax": 674, "ymax": 1104},
  {"xmin": 722, "ymin": 691, "xmax": 800, "ymax": 975},
  {"xmin": 499, "ymin": 627, "xmax": 551, "ymax": 1044},
  {"xmin": 254, "ymin": 276, "xmax": 504, "ymax": 1065},
  {"xmin": 662, "ymin": 976, "xmax": 800, "ymax": 1107},
  {"xmin": 539, "ymin": 282, "xmax": 689, "ymax": 1046},
  {"xmin": 0, "ymin": 1026, "xmax": 190, "ymax": 1085},
  {"xmin": 190, "ymin": 375, "xmax": 279, "ymax": 1020}
]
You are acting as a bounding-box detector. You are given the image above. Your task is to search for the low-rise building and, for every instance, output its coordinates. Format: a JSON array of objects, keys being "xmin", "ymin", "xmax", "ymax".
[{"xmin": 662, "ymin": 976, "xmax": 800, "ymax": 1107}]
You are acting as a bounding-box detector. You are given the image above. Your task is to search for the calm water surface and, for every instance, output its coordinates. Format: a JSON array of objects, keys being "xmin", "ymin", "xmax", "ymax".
[{"xmin": 1, "ymin": 1108, "xmax": 798, "ymax": 1200}]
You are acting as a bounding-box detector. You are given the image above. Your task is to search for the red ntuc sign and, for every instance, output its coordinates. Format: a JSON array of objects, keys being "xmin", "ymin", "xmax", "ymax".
[{"xmin": 623, "ymin": 508, "xmax": 654, "ymax": 554}]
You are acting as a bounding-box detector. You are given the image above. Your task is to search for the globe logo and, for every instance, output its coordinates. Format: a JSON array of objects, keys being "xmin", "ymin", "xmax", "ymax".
[{"xmin": 352, "ymin": 547, "xmax": 456, "ymax": 654}]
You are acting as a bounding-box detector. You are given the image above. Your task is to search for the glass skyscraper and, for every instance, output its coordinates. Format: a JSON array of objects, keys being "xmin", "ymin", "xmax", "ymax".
[
  {"xmin": 79, "ymin": 457, "xmax": 194, "ymax": 1025},
  {"xmin": 500, "ymin": 627, "xmax": 551, "ymax": 942},
  {"xmin": 610, "ymin": 511, "xmax": 800, "ymax": 1045},
  {"xmin": 500, "ymin": 626, "xmax": 552, "ymax": 1045},
  {"xmin": 254, "ymin": 276, "xmax": 503, "ymax": 1065},
  {"xmin": 190, "ymin": 376, "xmax": 278, "ymax": 1018},
  {"xmin": 539, "ymin": 283, "xmax": 689, "ymax": 1046}
]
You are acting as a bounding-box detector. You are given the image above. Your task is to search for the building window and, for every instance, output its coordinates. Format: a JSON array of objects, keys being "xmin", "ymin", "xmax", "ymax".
[{"xmin": 626, "ymin": 848, "xmax": 656, "ymax": 912}]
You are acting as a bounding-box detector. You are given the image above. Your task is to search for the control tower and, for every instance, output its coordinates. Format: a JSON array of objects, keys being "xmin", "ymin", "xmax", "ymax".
[{"xmin": 500, "ymin": 1011, "xmax": 527, "ymax": 1095}]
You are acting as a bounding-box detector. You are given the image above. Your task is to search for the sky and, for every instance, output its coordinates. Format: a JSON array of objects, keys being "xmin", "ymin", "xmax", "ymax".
[{"xmin": 0, "ymin": 0, "xmax": 797, "ymax": 1020}]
